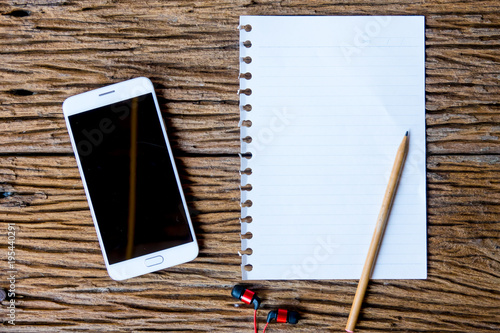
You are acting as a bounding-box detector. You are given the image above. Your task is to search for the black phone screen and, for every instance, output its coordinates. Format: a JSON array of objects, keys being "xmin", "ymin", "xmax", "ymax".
[{"xmin": 68, "ymin": 93, "xmax": 193, "ymax": 265}]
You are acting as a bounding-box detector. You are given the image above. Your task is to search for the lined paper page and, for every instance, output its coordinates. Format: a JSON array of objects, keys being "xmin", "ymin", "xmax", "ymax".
[{"xmin": 239, "ymin": 16, "xmax": 426, "ymax": 280}]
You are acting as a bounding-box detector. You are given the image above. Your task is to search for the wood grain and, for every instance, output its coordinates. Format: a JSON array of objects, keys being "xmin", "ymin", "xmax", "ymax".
[{"xmin": 0, "ymin": 0, "xmax": 499, "ymax": 332}]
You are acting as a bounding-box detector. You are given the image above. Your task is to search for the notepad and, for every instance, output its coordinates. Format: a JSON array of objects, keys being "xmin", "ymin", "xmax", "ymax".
[{"xmin": 239, "ymin": 16, "xmax": 426, "ymax": 280}]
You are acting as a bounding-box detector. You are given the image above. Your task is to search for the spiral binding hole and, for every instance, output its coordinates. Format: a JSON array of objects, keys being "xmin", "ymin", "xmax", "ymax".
[
  {"xmin": 243, "ymin": 40, "xmax": 252, "ymax": 48},
  {"xmin": 241, "ymin": 120, "xmax": 252, "ymax": 128},
  {"xmin": 240, "ymin": 248, "xmax": 253, "ymax": 255},
  {"xmin": 242, "ymin": 199, "xmax": 253, "ymax": 207},
  {"xmin": 239, "ymin": 88, "xmax": 252, "ymax": 96},
  {"xmin": 239, "ymin": 72, "xmax": 252, "ymax": 80},
  {"xmin": 242, "ymin": 231, "xmax": 253, "ymax": 239},
  {"xmin": 242, "ymin": 104, "xmax": 252, "ymax": 111},
  {"xmin": 242, "ymin": 136, "xmax": 252, "ymax": 143},
  {"xmin": 244, "ymin": 264, "xmax": 253, "ymax": 271},
  {"xmin": 240, "ymin": 24, "xmax": 252, "ymax": 32},
  {"xmin": 241, "ymin": 168, "xmax": 252, "ymax": 175},
  {"xmin": 241, "ymin": 152, "xmax": 252, "ymax": 159},
  {"xmin": 241, "ymin": 215, "xmax": 253, "ymax": 223},
  {"xmin": 241, "ymin": 183, "xmax": 253, "ymax": 191},
  {"xmin": 242, "ymin": 56, "xmax": 252, "ymax": 64}
]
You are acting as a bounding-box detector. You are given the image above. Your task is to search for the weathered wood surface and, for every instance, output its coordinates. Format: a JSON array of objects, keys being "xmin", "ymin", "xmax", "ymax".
[{"xmin": 0, "ymin": 0, "xmax": 499, "ymax": 332}]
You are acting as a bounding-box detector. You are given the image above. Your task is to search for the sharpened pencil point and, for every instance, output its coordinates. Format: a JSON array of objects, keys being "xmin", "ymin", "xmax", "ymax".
[{"xmin": 405, "ymin": 131, "xmax": 408, "ymax": 136}]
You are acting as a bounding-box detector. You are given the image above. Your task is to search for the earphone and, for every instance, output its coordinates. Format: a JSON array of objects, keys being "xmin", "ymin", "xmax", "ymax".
[
  {"xmin": 231, "ymin": 285, "xmax": 299, "ymax": 332},
  {"xmin": 262, "ymin": 309, "xmax": 299, "ymax": 332},
  {"xmin": 231, "ymin": 285, "xmax": 261, "ymax": 310},
  {"xmin": 231, "ymin": 285, "xmax": 261, "ymax": 333},
  {"xmin": 267, "ymin": 309, "xmax": 299, "ymax": 324}
]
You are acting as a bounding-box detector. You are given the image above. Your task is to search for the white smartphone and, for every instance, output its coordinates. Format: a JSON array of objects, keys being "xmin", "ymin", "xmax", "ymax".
[{"xmin": 63, "ymin": 77, "xmax": 198, "ymax": 280}]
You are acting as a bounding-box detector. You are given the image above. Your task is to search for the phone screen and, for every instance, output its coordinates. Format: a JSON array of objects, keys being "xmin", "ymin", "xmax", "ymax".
[{"xmin": 68, "ymin": 93, "xmax": 193, "ymax": 265}]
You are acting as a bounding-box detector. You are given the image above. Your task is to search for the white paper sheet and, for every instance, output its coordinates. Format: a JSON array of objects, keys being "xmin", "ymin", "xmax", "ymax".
[{"xmin": 239, "ymin": 16, "xmax": 426, "ymax": 280}]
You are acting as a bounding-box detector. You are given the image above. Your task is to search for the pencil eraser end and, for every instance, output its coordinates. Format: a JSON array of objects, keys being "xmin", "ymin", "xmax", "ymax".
[{"xmin": 346, "ymin": 330, "xmax": 354, "ymax": 333}]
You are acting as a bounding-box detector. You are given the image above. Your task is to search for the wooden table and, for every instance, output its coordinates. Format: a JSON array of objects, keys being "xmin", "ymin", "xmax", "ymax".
[{"xmin": 1, "ymin": 1, "xmax": 499, "ymax": 332}]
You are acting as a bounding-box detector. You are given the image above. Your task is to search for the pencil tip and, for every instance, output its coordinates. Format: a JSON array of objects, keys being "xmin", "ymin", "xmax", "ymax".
[{"xmin": 405, "ymin": 131, "xmax": 409, "ymax": 136}]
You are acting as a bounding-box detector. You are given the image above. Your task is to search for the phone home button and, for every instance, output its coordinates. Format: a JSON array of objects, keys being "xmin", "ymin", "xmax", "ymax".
[{"xmin": 145, "ymin": 255, "xmax": 164, "ymax": 267}]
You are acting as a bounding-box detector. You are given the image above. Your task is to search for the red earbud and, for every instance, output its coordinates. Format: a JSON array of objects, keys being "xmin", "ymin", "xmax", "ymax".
[
  {"xmin": 267, "ymin": 309, "xmax": 299, "ymax": 324},
  {"xmin": 231, "ymin": 285, "xmax": 261, "ymax": 310}
]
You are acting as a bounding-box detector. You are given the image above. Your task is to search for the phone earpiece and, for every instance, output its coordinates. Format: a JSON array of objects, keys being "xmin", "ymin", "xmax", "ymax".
[
  {"xmin": 267, "ymin": 309, "xmax": 299, "ymax": 324},
  {"xmin": 231, "ymin": 285, "xmax": 261, "ymax": 310}
]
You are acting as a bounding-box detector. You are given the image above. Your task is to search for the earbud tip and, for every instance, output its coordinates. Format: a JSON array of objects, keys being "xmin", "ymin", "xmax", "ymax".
[
  {"xmin": 231, "ymin": 285, "xmax": 245, "ymax": 299},
  {"xmin": 288, "ymin": 311, "xmax": 299, "ymax": 324}
]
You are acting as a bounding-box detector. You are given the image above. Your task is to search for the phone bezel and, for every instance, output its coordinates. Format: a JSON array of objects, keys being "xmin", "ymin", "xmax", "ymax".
[{"xmin": 63, "ymin": 77, "xmax": 198, "ymax": 280}]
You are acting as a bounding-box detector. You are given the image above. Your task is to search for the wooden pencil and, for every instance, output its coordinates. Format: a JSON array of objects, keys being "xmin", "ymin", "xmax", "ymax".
[{"xmin": 345, "ymin": 131, "xmax": 410, "ymax": 333}]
